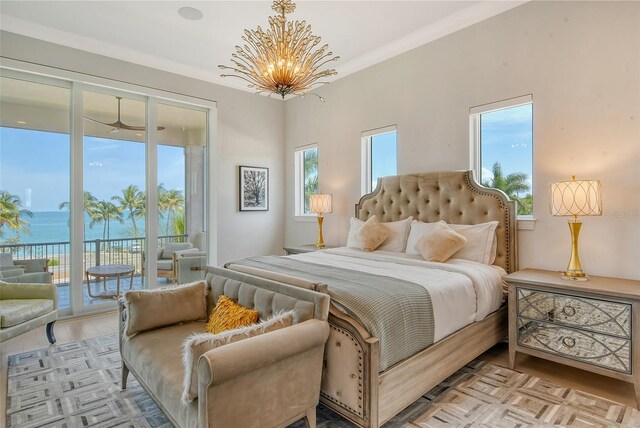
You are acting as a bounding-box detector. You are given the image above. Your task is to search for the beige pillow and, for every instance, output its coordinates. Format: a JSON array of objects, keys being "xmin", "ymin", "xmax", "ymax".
[
  {"xmin": 121, "ymin": 280, "xmax": 207, "ymax": 339},
  {"xmin": 346, "ymin": 216, "xmax": 413, "ymax": 252},
  {"xmin": 354, "ymin": 216, "xmax": 390, "ymax": 252},
  {"xmin": 181, "ymin": 310, "xmax": 294, "ymax": 404},
  {"xmin": 414, "ymin": 222, "xmax": 467, "ymax": 262}
]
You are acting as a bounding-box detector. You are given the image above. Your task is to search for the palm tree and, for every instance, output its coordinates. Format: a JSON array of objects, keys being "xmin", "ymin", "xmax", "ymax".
[
  {"xmin": 0, "ymin": 191, "xmax": 32, "ymax": 237},
  {"xmin": 172, "ymin": 209, "xmax": 185, "ymax": 236},
  {"xmin": 92, "ymin": 200, "xmax": 124, "ymax": 240},
  {"xmin": 59, "ymin": 191, "xmax": 99, "ymax": 234},
  {"xmin": 303, "ymin": 149, "xmax": 318, "ymax": 213},
  {"xmin": 112, "ymin": 185, "xmax": 145, "ymax": 237},
  {"xmin": 158, "ymin": 187, "xmax": 185, "ymax": 235},
  {"xmin": 482, "ymin": 162, "xmax": 533, "ymax": 215}
]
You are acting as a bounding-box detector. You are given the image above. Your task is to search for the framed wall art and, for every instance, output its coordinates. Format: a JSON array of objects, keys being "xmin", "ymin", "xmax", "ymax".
[{"xmin": 239, "ymin": 165, "xmax": 269, "ymax": 211}]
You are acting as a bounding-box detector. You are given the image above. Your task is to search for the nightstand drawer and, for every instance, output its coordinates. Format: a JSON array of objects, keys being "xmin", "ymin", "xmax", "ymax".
[
  {"xmin": 517, "ymin": 319, "xmax": 632, "ymax": 374},
  {"xmin": 517, "ymin": 287, "xmax": 632, "ymax": 339}
]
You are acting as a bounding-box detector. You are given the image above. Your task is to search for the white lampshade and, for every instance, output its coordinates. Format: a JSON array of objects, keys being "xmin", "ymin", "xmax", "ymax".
[
  {"xmin": 549, "ymin": 177, "xmax": 602, "ymax": 217},
  {"xmin": 310, "ymin": 193, "xmax": 332, "ymax": 214}
]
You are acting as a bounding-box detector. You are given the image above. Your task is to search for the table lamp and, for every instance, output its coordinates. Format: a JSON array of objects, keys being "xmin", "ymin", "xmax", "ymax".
[
  {"xmin": 549, "ymin": 176, "xmax": 602, "ymax": 281},
  {"xmin": 310, "ymin": 193, "xmax": 332, "ymax": 249}
]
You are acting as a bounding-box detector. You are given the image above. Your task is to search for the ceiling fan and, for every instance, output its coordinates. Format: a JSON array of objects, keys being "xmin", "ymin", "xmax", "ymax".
[{"xmin": 84, "ymin": 96, "xmax": 165, "ymax": 132}]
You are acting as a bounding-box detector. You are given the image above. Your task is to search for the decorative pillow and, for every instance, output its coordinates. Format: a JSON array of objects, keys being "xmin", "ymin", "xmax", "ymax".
[
  {"xmin": 405, "ymin": 220, "xmax": 445, "ymax": 255},
  {"xmin": 122, "ymin": 280, "xmax": 207, "ymax": 339},
  {"xmin": 414, "ymin": 222, "xmax": 467, "ymax": 262},
  {"xmin": 181, "ymin": 311, "xmax": 294, "ymax": 404},
  {"xmin": 162, "ymin": 242, "xmax": 193, "ymax": 260},
  {"xmin": 347, "ymin": 216, "xmax": 413, "ymax": 252},
  {"xmin": 205, "ymin": 295, "xmax": 259, "ymax": 334},
  {"xmin": 354, "ymin": 216, "xmax": 390, "ymax": 252},
  {"xmin": 449, "ymin": 221, "xmax": 499, "ymax": 264}
]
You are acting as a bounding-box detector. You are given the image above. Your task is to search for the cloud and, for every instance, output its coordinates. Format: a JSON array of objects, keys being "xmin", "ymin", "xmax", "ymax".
[{"xmin": 481, "ymin": 167, "xmax": 494, "ymax": 184}]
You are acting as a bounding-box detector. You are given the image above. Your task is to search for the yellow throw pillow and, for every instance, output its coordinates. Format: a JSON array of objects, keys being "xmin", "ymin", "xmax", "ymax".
[
  {"xmin": 355, "ymin": 215, "xmax": 390, "ymax": 252},
  {"xmin": 415, "ymin": 221, "xmax": 467, "ymax": 262},
  {"xmin": 205, "ymin": 295, "xmax": 259, "ymax": 334}
]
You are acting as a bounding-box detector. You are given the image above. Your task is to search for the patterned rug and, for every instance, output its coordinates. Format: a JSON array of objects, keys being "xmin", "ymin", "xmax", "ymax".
[{"xmin": 6, "ymin": 334, "xmax": 640, "ymax": 427}]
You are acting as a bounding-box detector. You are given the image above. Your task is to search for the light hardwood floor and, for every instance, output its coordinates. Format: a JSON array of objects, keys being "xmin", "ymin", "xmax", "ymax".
[{"xmin": 2, "ymin": 311, "xmax": 637, "ymax": 422}]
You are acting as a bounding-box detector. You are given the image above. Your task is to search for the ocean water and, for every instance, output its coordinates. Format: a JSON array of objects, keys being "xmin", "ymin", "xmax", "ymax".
[{"xmin": 1, "ymin": 210, "xmax": 173, "ymax": 244}]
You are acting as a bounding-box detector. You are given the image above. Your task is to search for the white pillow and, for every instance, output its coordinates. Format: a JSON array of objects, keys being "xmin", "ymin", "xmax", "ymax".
[
  {"xmin": 449, "ymin": 221, "xmax": 499, "ymax": 264},
  {"xmin": 346, "ymin": 216, "xmax": 413, "ymax": 252},
  {"xmin": 406, "ymin": 220, "xmax": 499, "ymax": 265}
]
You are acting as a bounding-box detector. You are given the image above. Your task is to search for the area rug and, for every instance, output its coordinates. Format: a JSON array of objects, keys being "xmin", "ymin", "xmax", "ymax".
[{"xmin": 6, "ymin": 334, "xmax": 640, "ymax": 427}]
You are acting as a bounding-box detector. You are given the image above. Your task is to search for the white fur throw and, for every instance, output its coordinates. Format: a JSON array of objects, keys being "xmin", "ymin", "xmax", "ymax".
[{"xmin": 181, "ymin": 310, "xmax": 295, "ymax": 404}]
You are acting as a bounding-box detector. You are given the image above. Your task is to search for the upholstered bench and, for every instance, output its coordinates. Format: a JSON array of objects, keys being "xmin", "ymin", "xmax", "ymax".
[{"xmin": 119, "ymin": 266, "xmax": 330, "ymax": 428}]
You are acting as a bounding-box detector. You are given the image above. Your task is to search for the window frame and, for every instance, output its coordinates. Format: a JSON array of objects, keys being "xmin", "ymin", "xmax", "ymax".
[
  {"xmin": 469, "ymin": 94, "xmax": 534, "ymax": 225},
  {"xmin": 294, "ymin": 143, "xmax": 318, "ymax": 218},
  {"xmin": 361, "ymin": 125, "xmax": 397, "ymax": 195}
]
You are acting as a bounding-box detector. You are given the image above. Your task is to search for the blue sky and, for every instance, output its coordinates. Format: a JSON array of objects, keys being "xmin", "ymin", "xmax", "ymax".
[
  {"xmin": 480, "ymin": 103, "xmax": 533, "ymax": 188},
  {"xmin": 371, "ymin": 131, "xmax": 397, "ymax": 186},
  {"xmin": 0, "ymin": 127, "xmax": 185, "ymax": 211}
]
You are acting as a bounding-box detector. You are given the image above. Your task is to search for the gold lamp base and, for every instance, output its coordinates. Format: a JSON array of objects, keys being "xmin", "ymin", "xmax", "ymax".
[
  {"xmin": 561, "ymin": 219, "xmax": 589, "ymax": 281},
  {"xmin": 315, "ymin": 214, "xmax": 325, "ymax": 249}
]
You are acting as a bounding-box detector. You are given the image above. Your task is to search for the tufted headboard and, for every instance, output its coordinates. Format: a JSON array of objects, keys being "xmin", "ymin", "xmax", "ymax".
[{"xmin": 355, "ymin": 170, "xmax": 518, "ymax": 273}]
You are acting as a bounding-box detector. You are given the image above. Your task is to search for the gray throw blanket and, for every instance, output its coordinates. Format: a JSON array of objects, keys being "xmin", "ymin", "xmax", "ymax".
[{"xmin": 231, "ymin": 256, "xmax": 434, "ymax": 371}]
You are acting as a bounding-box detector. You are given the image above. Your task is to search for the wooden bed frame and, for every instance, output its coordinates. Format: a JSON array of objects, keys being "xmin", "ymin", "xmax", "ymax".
[{"xmin": 227, "ymin": 170, "xmax": 517, "ymax": 427}]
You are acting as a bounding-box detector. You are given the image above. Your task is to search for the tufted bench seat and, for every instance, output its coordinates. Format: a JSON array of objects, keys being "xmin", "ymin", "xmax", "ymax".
[{"xmin": 119, "ymin": 266, "xmax": 330, "ymax": 428}]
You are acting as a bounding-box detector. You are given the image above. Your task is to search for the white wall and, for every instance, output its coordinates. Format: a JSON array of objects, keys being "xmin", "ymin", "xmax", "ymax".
[
  {"xmin": 0, "ymin": 31, "xmax": 286, "ymax": 266},
  {"xmin": 284, "ymin": 1, "xmax": 640, "ymax": 280}
]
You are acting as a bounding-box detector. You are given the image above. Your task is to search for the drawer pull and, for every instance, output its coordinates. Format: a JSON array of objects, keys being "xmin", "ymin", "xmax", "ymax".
[
  {"xmin": 562, "ymin": 305, "xmax": 576, "ymax": 317},
  {"xmin": 562, "ymin": 336, "xmax": 576, "ymax": 348}
]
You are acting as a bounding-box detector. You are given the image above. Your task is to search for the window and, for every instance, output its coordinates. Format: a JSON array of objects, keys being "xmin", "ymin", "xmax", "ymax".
[
  {"xmin": 362, "ymin": 126, "xmax": 397, "ymax": 194},
  {"xmin": 294, "ymin": 145, "xmax": 318, "ymax": 216},
  {"xmin": 471, "ymin": 96, "xmax": 533, "ymax": 217}
]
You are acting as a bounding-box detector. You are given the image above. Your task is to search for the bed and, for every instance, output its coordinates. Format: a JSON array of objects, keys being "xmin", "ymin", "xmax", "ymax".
[{"xmin": 226, "ymin": 170, "xmax": 517, "ymax": 427}]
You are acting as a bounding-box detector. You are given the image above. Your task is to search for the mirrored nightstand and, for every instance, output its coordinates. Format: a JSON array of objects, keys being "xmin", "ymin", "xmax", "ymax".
[{"xmin": 505, "ymin": 269, "xmax": 640, "ymax": 408}]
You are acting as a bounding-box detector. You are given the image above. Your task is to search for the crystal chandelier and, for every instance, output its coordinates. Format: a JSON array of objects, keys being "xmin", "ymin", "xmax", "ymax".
[{"xmin": 219, "ymin": 0, "xmax": 339, "ymax": 101}]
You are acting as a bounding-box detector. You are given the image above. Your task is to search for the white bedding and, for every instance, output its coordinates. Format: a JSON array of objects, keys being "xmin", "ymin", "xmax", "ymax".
[{"xmin": 290, "ymin": 247, "xmax": 505, "ymax": 342}]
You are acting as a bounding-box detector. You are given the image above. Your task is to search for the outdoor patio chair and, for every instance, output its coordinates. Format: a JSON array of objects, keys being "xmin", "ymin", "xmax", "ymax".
[
  {"xmin": 0, "ymin": 253, "xmax": 49, "ymax": 273},
  {"xmin": 142, "ymin": 242, "xmax": 201, "ymax": 284},
  {"xmin": 176, "ymin": 250, "xmax": 207, "ymax": 284},
  {"xmin": 0, "ymin": 268, "xmax": 53, "ymax": 283}
]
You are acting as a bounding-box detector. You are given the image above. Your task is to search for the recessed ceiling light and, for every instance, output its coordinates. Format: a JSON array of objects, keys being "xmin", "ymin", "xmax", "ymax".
[
  {"xmin": 135, "ymin": 133, "xmax": 143, "ymax": 137},
  {"xmin": 16, "ymin": 120, "xmax": 27, "ymax": 125},
  {"xmin": 178, "ymin": 7, "xmax": 203, "ymax": 21}
]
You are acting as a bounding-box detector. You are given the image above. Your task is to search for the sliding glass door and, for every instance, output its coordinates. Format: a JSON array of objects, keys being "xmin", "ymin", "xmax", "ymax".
[
  {"xmin": 82, "ymin": 90, "xmax": 147, "ymax": 309},
  {"xmin": 0, "ymin": 75, "xmax": 73, "ymax": 315},
  {"xmin": 0, "ymin": 68, "xmax": 212, "ymax": 317}
]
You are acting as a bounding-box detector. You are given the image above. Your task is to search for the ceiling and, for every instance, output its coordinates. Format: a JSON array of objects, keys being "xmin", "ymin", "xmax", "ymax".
[
  {"xmin": 0, "ymin": 1, "xmax": 526, "ymax": 95},
  {"xmin": 0, "ymin": 76, "xmax": 207, "ymax": 146}
]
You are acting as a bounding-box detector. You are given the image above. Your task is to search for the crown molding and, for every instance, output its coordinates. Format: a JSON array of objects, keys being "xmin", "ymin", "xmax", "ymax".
[
  {"xmin": 0, "ymin": 14, "xmax": 252, "ymax": 94},
  {"xmin": 1, "ymin": 1, "xmax": 528, "ymax": 99}
]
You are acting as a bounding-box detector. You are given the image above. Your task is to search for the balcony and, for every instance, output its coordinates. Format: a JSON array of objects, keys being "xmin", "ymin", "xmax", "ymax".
[{"xmin": 0, "ymin": 235, "xmax": 187, "ymax": 309}]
